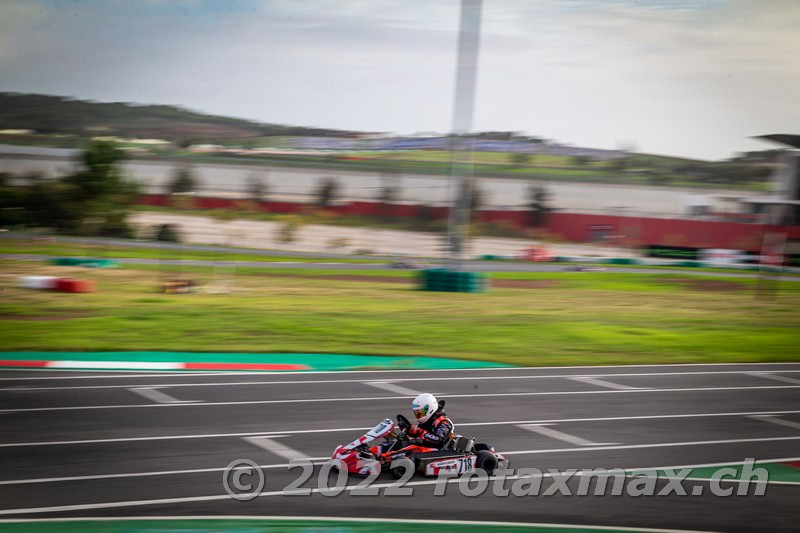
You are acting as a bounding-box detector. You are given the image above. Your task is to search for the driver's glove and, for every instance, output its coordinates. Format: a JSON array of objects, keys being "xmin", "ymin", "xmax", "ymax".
[{"xmin": 408, "ymin": 425, "xmax": 425, "ymax": 437}]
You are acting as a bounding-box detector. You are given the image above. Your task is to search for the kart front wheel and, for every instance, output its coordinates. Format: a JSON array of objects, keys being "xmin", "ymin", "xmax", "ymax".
[
  {"xmin": 389, "ymin": 464, "xmax": 406, "ymax": 479},
  {"xmin": 476, "ymin": 450, "xmax": 498, "ymax": 475}
]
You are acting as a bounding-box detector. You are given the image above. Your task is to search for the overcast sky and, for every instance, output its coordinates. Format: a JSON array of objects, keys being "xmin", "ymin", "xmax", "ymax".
[{"xmin": 1, "ymin": 0, "xmax": 799, "ymax": 160}]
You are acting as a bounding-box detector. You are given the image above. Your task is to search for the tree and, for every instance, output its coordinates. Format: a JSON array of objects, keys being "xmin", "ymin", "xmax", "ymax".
[
  {"xmin": 527, "ymin": 184, "xmax": 552, "ymax": 227},
  {"xmin": 415, "ymin": 204, "xmax": 439, "ymax": 230},
  {"xmin": 378, "ymin": 183, "xmax": 400, "ymax": 205},
  {"xmin": 509, "ymin": 152, "xmax": 530, "ymax": 167},
  {"xmin": 167, "ymin": 165, "xmax": 198, "ymax": 194},
  {"xmin": 315, "ymin": 177, "xmax": 340, "ymax": 208},
  {"xmin": 469, "ymin": 183, "xmax": 485, "ymax": 215},
  {"xmin": 62, "ymin": 140, "xmax": 139, "ymax": 236},
  {"xmin": 572, "ymin": 155, "xmax": 591, "ymax": 167},
  {"xmin": 155, "ymin": 223, "xmax": 181, "ymax": 242},
  {"xmin": 377, "ymin": 180, "xmax": 400, "ymax": 222},
  {"xmin": 607, "ymin": 157, "xmax": 629, "ymax": 173},
  {"xmin": 276, "ymin": 216, "xmax": 302, "ymax": 244},
  {"xmin": 65, "ymin": 141, "xmax": 130, "ymax": 201},
  {"xmin": 247, "ymin": 173, "xmax": 268, "ymax": 203}
]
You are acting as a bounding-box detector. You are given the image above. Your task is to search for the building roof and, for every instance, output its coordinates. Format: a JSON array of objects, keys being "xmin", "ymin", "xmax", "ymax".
[{"xmin": 754, "ymin": 134, "xmax": 800, "ymax": 149}]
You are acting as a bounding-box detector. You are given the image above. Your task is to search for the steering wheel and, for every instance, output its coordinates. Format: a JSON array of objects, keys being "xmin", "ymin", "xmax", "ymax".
[{"xmin": 396, "ymin": 413, "xmax": 411, "ymax": 433}]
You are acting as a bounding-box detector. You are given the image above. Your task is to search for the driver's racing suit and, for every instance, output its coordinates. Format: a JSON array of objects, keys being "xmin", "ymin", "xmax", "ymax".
[{"xmin": 407, "ymin": 407, "xmax": 454, "ymax": 449}]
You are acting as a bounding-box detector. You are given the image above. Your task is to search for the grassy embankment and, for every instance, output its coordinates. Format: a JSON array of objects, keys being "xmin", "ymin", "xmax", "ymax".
[
  {"xmin": 1, "ymin": 245, "xmax": 798, "ymax": 366},
  {"xmin": 0, "ymin": 239, "xmax": 379, "ymax": 263}
]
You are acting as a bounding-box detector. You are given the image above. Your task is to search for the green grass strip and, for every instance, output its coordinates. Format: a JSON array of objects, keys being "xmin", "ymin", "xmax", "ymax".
[
  {"xmin": 655, "ymin": 461, "xmax": 800, "ymax": 484},
  {"xmin": 0, "ymin": 352, "xmax": 510, "ymax": 371}
]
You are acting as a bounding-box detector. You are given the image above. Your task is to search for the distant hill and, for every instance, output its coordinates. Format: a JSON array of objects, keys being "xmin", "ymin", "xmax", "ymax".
[{"xmin": 0, "ymin": 92, "xmax": 348, "ymax": 143}]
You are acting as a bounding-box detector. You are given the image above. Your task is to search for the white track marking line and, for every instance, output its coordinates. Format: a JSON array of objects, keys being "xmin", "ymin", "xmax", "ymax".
[
  {"xmin": 128, "ymin": 387, "xmax": 199, "ymax": 404},
  {"xmin": 3, "ymin": 448, "xmax": 800, "ymax": 492},
  {"xmin": 366, "ymin": 381, "xmax": 421, "ymax": 396},
  {"xmin": 2, "ymin": 384, "xmax": 798, "ymax": 414},
  {"xmin": 0, "ymin": 371, "xmax": 231, "ymax": 380},
  {"xmin": 0, "ymin": 516, "xmax": 718, "ymax": 533},
  {"xmin": 2, "ymin": 438, "xmax": 799, "ymax": 517},
  {"xmin": 243, "ymin": 436, "xmax": 309, "ymax": 461},
  {"xmin": 570, "ymin": 376, "xmax": 645, "ymax": 390},
  {"xmin": 501, "ymin": 435, "xmax": 800, "ymax": 456},
  {"xmin": 749, "ymin": 414, "xmax": 800, "ymax": 431},
  {"xmin": 6, "ymin": 369, "xmax": 800, "ymax": 390},
  {"xmin": 0, "ymin": 459, "xmax": 329, "ymax": 486},
  {"xmin": 4, "ymin": 409, "xmax": 800, "ymax": 448},
  {"xmin": 5, "ymin": 453, "xmax": 800, "ymax": 488},
  {"xmin": 518, "ymin": 423, "xmax": 617, "ymax": 446},
  {"xmin": 47, "ymin": 361, "xmax": 183, "ymax": 370},
  {"xmin": 747, "ymin": 371, "xmax": 800, "ymax": 386},
  {"xmin": 1, "ymin": 362, "xmax": 799, "ymax": 381}
]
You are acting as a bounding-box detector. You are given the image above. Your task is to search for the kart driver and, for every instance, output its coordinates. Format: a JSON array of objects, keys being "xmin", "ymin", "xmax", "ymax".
[{"xmin": 406, "ymin": 393, "xmax": 454, "ymax": 449}]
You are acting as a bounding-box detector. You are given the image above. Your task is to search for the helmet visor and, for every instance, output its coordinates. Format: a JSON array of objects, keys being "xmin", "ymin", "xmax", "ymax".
[{"xmin": 413, "ymin": 405, "xmax": 429, "ymax": 420}]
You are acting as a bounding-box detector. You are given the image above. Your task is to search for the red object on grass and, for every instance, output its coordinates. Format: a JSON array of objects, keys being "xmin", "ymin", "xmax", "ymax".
[
  {"xmin": 0, "ymin": 360, "xmax": 49, "ymax": 367},
  {"xmin": 55, "ymin": 278, "xmax": 96, "ymax": 293},
  {"xmin": 521, "ymin": 246, "xmax": 553, "ymax": 262}
]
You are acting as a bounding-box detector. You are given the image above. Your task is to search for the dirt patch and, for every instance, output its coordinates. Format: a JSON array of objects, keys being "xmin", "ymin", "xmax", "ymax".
[
  {"xmin": 257, "ymin": 273, "xmax": 560, "ymax": 289},
  {"xmin": 656, "ymin": 277, "xmax": 746, "ymax": 292}
]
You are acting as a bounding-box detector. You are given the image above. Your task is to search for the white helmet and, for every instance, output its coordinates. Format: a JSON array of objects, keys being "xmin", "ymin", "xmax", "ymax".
[{"xmin": 412, "ymin": 393, "xmax": 438, "ymax": 424}]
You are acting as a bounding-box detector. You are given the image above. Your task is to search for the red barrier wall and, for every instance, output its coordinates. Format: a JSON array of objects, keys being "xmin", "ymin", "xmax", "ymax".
[{"xmin": 137, "ymin": 194, "xmax": 799, "ymax": 251}]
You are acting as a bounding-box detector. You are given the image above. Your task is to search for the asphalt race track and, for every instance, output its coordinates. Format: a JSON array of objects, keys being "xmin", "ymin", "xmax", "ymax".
[{"xmin": 1, "ymin": 364, "xmax": 799, "ymax": 532}]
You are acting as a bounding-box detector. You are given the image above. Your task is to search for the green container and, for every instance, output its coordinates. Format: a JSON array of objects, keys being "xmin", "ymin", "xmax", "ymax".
[
  {"xmin": 50, "ymin": 257, "xmax": 119, "ymax": 268},
  {"xmin": 420, "ymin": 269, "xmax": 488, "ymax": 293},
  {"xmin": 606, "ymin": 258, "xmax": 637, "ymax": 265}
]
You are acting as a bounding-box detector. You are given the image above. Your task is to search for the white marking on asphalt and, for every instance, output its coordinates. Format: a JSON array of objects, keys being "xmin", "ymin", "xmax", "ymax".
[
  {"xmin": 0, "ymin": 371, "xmax": 230, "ymax": 380},
  {"xmin": 47, "ymin": 361, "xmax": 183, "ymax": 370},
  {"xmin": 3, "ymin": 409, "xmax": 800, "ymax": 448},
  {"xmin": 570, "ymin": 376, "xmax": 644, "ymax": 390},
  {"xmin": 1, "ymin": 384, "xmax": 797, "ymax": 413},
  {"xmin": 749, "ymin": 414, "xmax": 800, "ymax": 431},
  {"xmin": 128, "ymin": 387, "xmax": 199, "ymax": 404},
  {"xmin": 0, "ymin": 515, "xmax": 718, "ymax": 533},
  {"xmin": 501, "ymin": 435, "xmax": 800, "ymax": 456},
  {"xmin": 0, "ymin": 362, "xmax": 798, "ymax": 381},
  {"xmin": 9, "ymin": 369, "xmax": 800, "ymax": 391},
  {"xmin": 747, "ymin": 372, "xmax": 800, "ymax": 386},
  {"xmin": 243, "ymin": 436, "xmax": 308, "ymax": 461},
  {"xmin": 0, "ymin": 459, "xmax": 329, "ymax": 485},
  {"xmin": 517, "ymin": 423, "xmax": 617, "ymax": 446},
  {"xmin": 366, "ymin": 381, "xmax": 420, "ymax": 396},
  {"xmin": 5, "ymin": 453, "xmax": 800, "ymax": 488},
  {"xmin": 2, "ymin": 439, "xmax": 799, "ymax": 517}
]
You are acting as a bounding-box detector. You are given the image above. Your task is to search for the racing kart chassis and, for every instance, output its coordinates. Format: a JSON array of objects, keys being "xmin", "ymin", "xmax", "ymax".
[{"xmin": 332, "ymin": 413, "xmax": 509, "ymax": 478}]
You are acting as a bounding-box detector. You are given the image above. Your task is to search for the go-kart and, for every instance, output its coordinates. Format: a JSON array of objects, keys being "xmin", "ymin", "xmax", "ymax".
[{"xmin": 331, "ymin": 410, "xmax": 508, "ymax": 478}]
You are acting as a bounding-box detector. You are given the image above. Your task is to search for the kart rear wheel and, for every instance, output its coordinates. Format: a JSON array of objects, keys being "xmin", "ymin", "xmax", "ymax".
[{"xmin": 476, "ymin": 450, "xmax": 498, "ymax": 475}]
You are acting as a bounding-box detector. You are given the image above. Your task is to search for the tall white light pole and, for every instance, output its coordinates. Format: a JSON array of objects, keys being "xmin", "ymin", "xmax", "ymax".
[{"xmin": 445, "ymin": 0, "xmax": 482, "ymax": 268}]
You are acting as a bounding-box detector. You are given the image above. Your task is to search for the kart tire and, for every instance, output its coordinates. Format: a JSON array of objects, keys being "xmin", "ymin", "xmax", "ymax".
[
  {"xmin": 473, "ymin": 443, "xmax": 495, "ymax": 453},
  {"xmin": 389, "ymin": 464, "xmax": 407, "ymax": 479},
  {"xmin": 476, "ymin": 450, "xmax": 498, "ymax": 475}
]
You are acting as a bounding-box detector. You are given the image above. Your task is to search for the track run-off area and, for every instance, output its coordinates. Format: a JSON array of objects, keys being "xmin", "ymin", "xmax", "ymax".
[{"xmin": 1, "ymin": 363, "xmax": 799, "ymax": 532}]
